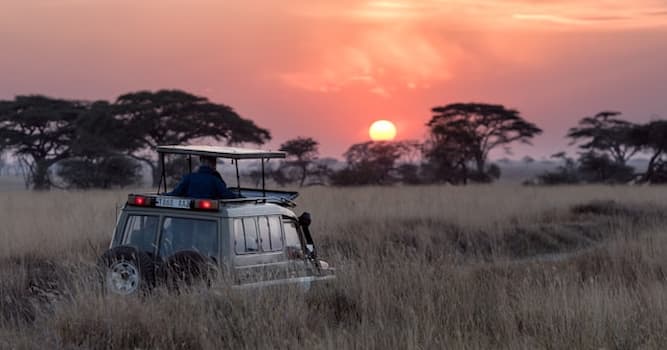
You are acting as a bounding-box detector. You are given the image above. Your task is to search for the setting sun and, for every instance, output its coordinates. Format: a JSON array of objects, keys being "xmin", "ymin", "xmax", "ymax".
[{"xmin": 369, "ymin": 120, "xmax": 397, "ymax": 141}]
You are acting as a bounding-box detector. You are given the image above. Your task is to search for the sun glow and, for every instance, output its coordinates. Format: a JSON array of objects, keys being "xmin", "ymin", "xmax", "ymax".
[{"xmin": 369, "ymin": 120, "xmax": 397, "ymax": 141}]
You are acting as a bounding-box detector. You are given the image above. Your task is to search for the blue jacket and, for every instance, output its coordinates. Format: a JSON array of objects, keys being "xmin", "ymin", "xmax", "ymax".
[{"xmin": 167, "ymin": 166, "xmax": 238, "ymax": 199}]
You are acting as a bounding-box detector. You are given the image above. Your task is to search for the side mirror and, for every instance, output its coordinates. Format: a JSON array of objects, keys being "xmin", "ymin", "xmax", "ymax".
[
  {"xmin": 298, "ymin": 212, "xmax": 318, "ymax": 264},
  {"xmin": 298, "ymin": 212, "xmax": 312, "ymax": 227}
]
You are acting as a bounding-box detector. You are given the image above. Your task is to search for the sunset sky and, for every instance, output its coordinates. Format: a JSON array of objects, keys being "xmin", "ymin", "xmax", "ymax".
[{"xmin": 2, "ymin": 0, "xmax": 667, "ymax": 159}]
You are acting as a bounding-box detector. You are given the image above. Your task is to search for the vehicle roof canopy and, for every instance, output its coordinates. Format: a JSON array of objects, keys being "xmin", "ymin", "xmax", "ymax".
[
  {"xmin": 157, "ymin": 145, "xmax": 286, "ymax": 160},
  {"xmin": 155, "ymin": 145, "xmax": 289, "ymax": 199}
]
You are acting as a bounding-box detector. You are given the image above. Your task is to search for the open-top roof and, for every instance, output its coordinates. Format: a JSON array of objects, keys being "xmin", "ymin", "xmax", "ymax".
[{"xmin": 157, "ymin": 145, "xmax": 286, "ymax": 160}]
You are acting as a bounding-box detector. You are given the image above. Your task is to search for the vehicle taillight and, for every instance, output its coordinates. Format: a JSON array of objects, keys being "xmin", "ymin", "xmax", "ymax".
[
  {"xmin": 134, "ymin": 196, "xmax": 146, "ymax": 205},
  {"xmin": 128, "ymin": 194, "xmax": 153, "ymax": 206},
  {"xmin": 194, "ymin": 199, "xmax": 219, "ymax": 210}
]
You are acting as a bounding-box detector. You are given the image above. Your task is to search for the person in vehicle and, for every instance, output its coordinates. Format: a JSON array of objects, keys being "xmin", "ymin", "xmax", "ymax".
[{"xmin": 167, "ymin": 155, "xmax": 239, "ymax": 199}]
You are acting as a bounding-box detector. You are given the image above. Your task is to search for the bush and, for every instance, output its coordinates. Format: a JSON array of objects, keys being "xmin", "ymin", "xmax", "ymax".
[
  {"xmin": 57, "ymin": 155, "xmax": 141, "ymax": 189},
  {"xmin": 578, "ymin": 152, "xmax": 635, "ymax": 183},
  {"xmin": 532, "ymin": 152, "xmax": 635, "ymax": 185}
]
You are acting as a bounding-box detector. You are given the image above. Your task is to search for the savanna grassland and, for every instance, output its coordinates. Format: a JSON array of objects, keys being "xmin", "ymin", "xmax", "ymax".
[{"xmin": 2, "ymin": 185, "xmax": 667, "ymax": 349}]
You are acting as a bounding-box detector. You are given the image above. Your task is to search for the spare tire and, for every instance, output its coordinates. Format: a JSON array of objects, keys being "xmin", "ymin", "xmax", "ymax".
[
  {"xmin": 98, "ymin": 246, "xmax": 156, "ymax": 295},
  {"xmin": 160, "ymin": 250, "xmax": 217, "ymax": 290}
]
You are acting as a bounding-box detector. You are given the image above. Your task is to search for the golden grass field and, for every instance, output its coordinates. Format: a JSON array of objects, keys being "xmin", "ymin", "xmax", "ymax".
[{"xmin": 2, "ymin": 185, "xmax": 667, "ymax": 349}]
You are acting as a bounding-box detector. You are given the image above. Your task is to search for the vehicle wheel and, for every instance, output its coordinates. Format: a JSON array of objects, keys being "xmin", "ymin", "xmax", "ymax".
[
  {"xmin": 98, "ymin": 246, "xmax": 156, "ymax": 295},
  {"xmin": 161, "ymin": 250, "xmax": 217, "ymax": 291}
]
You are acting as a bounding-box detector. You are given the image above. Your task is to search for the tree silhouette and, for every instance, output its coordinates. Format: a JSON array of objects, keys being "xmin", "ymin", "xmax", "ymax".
[
  {"xmin": 332, "ymin": 141, "xmax": 412, "ymax": 185},
  {"xmin": 537, "ymin": 152, "xmax": 580, "ymax": 185},
  {"xmin": 57, "ymin": 101, "xmax": 142, "ymax": 189},
  {"xmin": 309, "ymin": 158, "xmax": 338, "ymax": 185},
  {"xmin": 534, "ymin": 150, "xmax": 635, "ymax": 185},
  {"xmin": 633, "ymin": 120, "xmax": 667, "ymax": 183},
  {"xmin": 422, "ymin": 130, "xmax": 476, "ymax": 184},
  {"xmin": 577, "ymin": 151, "xmax": 635, "ymax": 183},
  {"xmin": 567, "ymin": 111, "xmax": 640, "ymax": 165},
  {"xmin": 113, "ymin": 90, "xmax": 271, "ymax": 185},
  {"xmin": 0, "ymin": 95, "xmax": 83, "ymax": 189},
  {"xmin": 426, "ymin": 103, "xmax": 542, "ymax": 183},
  {"xmin": 279, "ymin": 137, "xmax": 319, "ymax": 187}
]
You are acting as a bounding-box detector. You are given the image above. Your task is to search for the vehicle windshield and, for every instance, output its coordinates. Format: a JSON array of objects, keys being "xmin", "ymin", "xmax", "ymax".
[{"xmin": 159, "ymin": 217, "xmax": 218, "ymax": 261}]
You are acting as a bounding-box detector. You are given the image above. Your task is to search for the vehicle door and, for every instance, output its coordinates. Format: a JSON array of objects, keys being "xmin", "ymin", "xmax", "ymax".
[{"xmin": 232, "ymin": 215, "xmax": 288, "ymax": 284}]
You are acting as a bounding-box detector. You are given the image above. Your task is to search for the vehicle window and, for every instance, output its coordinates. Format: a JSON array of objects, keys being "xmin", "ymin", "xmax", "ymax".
[
  {"xmin": 258, "ymin": 217, "xmax": 271, "ymax": 252},
  {"xmin": 235, "ymin": 216, "xmax": 282, "ymax": 254},
  {"xmin": 268, "ymin": 216, "xmax": 283, "ymax": 251},
  {"xmin": 283, "ymin": 220, "xmax": 302, "ymax": 250},
  {"xmin": 160, "ymin": 217, "xmax": 218, "ymax": 260},
  {"xmin": 243, "ymin": 217, "xmax": 259, "ymax": 252},
  {"xmin": 234, "ymin": 219, "xmax": 245, "ymax": 254},
  {"xmin": 123, "ymin": 215, "xmax": 159, "ymax": 253}
]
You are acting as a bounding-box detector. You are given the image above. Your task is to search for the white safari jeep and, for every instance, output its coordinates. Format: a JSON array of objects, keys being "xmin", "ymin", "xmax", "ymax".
[{"xmin": 99, "ymin": 145, "xmax": 335, "ymax": 295}]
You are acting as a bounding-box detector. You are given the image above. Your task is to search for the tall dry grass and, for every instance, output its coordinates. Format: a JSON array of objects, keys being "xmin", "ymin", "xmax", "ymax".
[{"xmin": 2, "ymin": 185, "xmax": 667, "ymax": 349}]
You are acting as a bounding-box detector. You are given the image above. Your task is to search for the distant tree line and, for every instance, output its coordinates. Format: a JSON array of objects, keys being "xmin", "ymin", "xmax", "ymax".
[
  {"xmin": 277, "ymin": 103, "xmax": 543, "ymax": 186},
  {"xmin": 534, "ymin": 111, "xmax": 667, "ymax": 185},
  {"xmin": 3, "ymin": 91, "xmax": 666, "ymax": 189},
  {"xmin": 278, "ymin": 106, "xmax": 667, "ymax": 187},
  {"xmin": 0, "ymin": 90, "xmax": 270, "ymax": 189}
]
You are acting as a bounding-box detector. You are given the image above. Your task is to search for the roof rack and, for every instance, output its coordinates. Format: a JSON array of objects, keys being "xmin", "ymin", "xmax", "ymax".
[{"xmin": 220, "ymin": 197, "xmax": 297, "ymax": 208}]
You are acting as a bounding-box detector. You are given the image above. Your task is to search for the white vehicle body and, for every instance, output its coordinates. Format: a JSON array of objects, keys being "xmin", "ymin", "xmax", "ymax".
[{"xmin": 100, "ymin": 145, "xmax": 334, "ymax": 295}]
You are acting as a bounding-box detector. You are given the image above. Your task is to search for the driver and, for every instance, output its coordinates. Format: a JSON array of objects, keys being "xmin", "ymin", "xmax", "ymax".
[{"xmin": 167, "ymin": 155, "xmax": 238, "ymax": 199}]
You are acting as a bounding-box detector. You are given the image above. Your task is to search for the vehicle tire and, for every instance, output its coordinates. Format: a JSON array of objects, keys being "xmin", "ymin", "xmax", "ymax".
[
  {"xmin": 98, "ymin": 246, "xmax": 156, "ymax": 295},
  {"xmin": 160, "ymin": 250, "xmax": 217, "ymax": 291}
]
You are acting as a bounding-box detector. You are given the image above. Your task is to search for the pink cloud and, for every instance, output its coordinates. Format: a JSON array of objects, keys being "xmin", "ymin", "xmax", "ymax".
[{"xmin": 276, "ymin": 0, "xmax": 667, "ymax": 96}]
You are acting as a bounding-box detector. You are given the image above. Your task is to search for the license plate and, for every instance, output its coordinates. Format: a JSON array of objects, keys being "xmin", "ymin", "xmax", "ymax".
[{"xmin": 155, "ymin": 197, "xmax": 191, "ymax": 209}]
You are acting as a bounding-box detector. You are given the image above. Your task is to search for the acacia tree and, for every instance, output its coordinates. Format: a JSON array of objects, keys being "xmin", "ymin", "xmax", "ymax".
[
  {"xmin": 113, "ymin": 90, "xmax": 271, "ymax": 185},
  {"xmin": 279, "ymin": 137, "xmax": 319, "ymax": 187},
  {"xmin": 0, "ymin": 96, "xmax": 83, "ymax": 189},
  {"xmin": 57, "ymin": 101, "xmax": 143, "ymax": 189},
  {"xmin": 423, "ymin": 126, "xmax": 476, "ymax": 184},
  {"xmin": 567, "ymin": 111, "xmax": 640, "ymax": 165},
  {"xmin": 631, "ymin": 120, "xmax": 667, "ymax": 183},
  {"xmin": 332, "ymin": 141, "xmax": 413, "ymax": 185},
  {"xmin": 426, "ymin": 103, "xmax": 542, "ymax": 183}
]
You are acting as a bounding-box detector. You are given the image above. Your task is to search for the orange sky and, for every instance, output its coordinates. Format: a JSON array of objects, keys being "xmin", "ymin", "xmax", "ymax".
[{"xmin": 2, "ymin": 0, "xmax": 667, "ymax": 158}]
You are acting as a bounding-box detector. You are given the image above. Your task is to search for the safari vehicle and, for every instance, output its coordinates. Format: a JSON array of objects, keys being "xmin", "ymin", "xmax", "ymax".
[{"xmin": 99, "ymin": 145, "xmax": 334, "ymax": 295}]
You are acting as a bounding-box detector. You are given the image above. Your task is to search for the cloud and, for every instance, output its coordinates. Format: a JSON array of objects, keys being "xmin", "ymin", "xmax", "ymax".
[
  {"xmin": 512, "ymin": 14, "xmax": 589, "ymax": 25},
  {"xmin": 645, "ymin": 9, "xmax": 667, "ymax": 16},
  {"xmin": 507, "ymin": 0, "xmax": 667, "ymax": 28},
  {"xmin": 278, "ymin": 1, "xmax": 476, "ymax": 96},
  {"xmin": 276, "ymin": 0, "xmax": 667, "ymax": 96},
  {"xmin": 577, "ymin": 15, "xmax": 633, "ymax": 21},
  {"xmin": 262, "ymin": 0, "xmax": 667, "ymax": 97},
  {"xmin": 369, "ymin": 86, "xmax": 389, "ymax": 97},
  {"xmin": 278, "ymin": 23, "xmax": 464, "ymax": 96}
]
